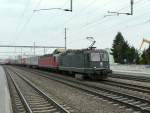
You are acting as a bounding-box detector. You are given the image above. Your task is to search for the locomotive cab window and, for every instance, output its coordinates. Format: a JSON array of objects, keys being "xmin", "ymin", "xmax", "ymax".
[
  {"xmin": 91, "ymin": 52, "xmax": 109, "ymax": 61},
  {"xmin": 100, "ymin": 53, "xmax": 109, "ymax": 61},
  {"xmin": 90, "ymin": 53, "xmax": 100, "ymax": 61}
]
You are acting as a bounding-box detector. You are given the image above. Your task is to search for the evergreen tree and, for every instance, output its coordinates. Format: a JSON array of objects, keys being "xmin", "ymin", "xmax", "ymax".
[
  {"xmin": 146, "ymin": 46, "xmax": 150, "ymax": 64},
  {"xmin": 141, "ymin": 46, "xmax": 150, "ymax": 64},
  {"xmin": 111, "ymin": 32, "xmax": 140, "ymax": 64},
  {"xmin": 125, "ymin": 46, "xmax": 139, "ymax": 64},
  {"xmin": 111, "ymin": 32, "xmax": 129, "ymax": 63}
]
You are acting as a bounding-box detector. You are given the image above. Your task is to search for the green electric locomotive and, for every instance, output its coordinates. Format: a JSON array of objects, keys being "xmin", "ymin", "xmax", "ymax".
[{"xmin": 59, "ymin": 48, "xmax": 111, "ymax": 80}]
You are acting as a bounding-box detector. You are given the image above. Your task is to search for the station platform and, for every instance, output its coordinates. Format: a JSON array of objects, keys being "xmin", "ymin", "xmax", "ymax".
[
  {"xmin": 111, "ymin": 64, "xmax": 150, "ymax": 77},
  {"xmin": 0, "ymin": 66, "xmax": 12, "ymax": 113}
]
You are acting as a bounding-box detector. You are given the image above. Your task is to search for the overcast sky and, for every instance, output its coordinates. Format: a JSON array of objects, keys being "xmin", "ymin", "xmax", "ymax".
[{"xmin": 0, "ymin": 0, "xmax": 150, "ymax": 59}]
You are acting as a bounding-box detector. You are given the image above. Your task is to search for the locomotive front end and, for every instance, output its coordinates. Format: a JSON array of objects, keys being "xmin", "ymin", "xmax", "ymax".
[{"xmin": 88, "ymin": 50, "xmax": 111, "ymax": 79}]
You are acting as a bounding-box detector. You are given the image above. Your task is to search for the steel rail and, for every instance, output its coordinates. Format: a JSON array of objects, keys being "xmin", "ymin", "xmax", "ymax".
[
  {"xmin": 102, "ymin": 80, "xmax": 150, "ymax": 94},
  {"xmin": 109, "ymin": 74, "xmax": 150, "ymax": 83}
]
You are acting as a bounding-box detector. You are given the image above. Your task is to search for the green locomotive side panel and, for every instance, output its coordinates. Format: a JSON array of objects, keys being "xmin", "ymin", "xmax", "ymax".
[{"xmin": 59, "ymin": 52, "xmax": 86, "ymax": 73}]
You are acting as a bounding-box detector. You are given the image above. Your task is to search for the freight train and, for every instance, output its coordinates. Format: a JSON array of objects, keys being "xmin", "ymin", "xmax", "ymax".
[{"xmin": 8, "ymin": 48, "xmax": 111, "ymax": 80}]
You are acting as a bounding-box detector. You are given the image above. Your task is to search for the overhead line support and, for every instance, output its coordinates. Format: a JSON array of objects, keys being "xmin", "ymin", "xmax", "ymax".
[
  {"xmin": 70, "ymin": 0, "xmax": 73, "ymax": 12},
  {"xmin": 34, "ymin": 0, "xmax": 73, "ymax": 12},
  {"xmin": 65, "ymin": 28, "xmax": 67, "ymax": 51},
  {"xmin": 106, "ymin": 0, "xmax": 134, "ymax": 17},
  {"xmin": 131, "ymin": 0, "xmax": 134, "ymax": 15},
  {"xmin": 0, "ymin": 45, "xmax": 65, "ymax": 49}
]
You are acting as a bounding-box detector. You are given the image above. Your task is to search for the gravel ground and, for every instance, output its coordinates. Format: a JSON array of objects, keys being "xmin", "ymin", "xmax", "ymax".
[{"xmin": 10, "ymin": 66, "xmax": 135, "ymax": 113}]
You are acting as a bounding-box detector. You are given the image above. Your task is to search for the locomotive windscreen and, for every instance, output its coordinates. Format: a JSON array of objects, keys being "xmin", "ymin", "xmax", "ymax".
[
  {"xmin": 90, "ymin": 53, "xmax": 100, "ymax": 61},
  {"xmin": 90, "ymin": 52, "xmax": 108, "ymax": 61},
  {"xmin": 100, "ymin": 53, "xmax": 109, "ymax": 61}
]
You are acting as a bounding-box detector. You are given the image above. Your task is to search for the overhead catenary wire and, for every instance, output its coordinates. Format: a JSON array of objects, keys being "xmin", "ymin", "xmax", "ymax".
[
  {"xmin": 15, "ymin": 0, "xmax": 43, "ymax": 41},
  {"xmin": 9, "ymin": 1, "xmax": 70, "ymax": 58},
  {"xmin": 71, "ymin": 0, "xmax": 145, "ymax": 35},
  {"xmin": 34, "ymin": 0, "xmax": 69, "ymax": 30},
  {"xmin": 25, "ymin": 0, "xmax": 72, "ymax": 45},
  {"xmin": 79, "ymin": 0, "xmax": 143, "ymax": 30},
  {"xmin": 54, "ymin": 0, "xmax": 115, "ymax": 46},
  {"xmin": 62, "ymin": 0, "xmax": 99, "ymax": 24},
  {"xmin": 33, "ymin": 0, "xmax": 126, "ymax": 46},
  {"xmin": 14, "ymin": 0, "xmax": 31, "ymax": 40},
  {"xmin": 122, "ymin": 19, "xmax": 150, "ymax": 30},
  {"xmin": 69, "ymin": 3, "xmax": 128, "ymax": 32},
  {"xmin": 62, "ymin": 1, "xmax": 130, "ymax": 47},
  {"xmin": 67, "ymin": 0, "xmax": 148, "ymax": 47},
  {"xmin": 54, "ymin": 0, "xmax": 112, "ymax": 31},
  {"xmin": 105, "ymin": 1, "xmax": 150, "ymax": 31},
  {"xmin": 51, "ymin": 0, "xmax": 99, "ymax": 30},
  {"xmin": 44, "ymin": 0, "xmax": 110, "ymax": 46},
  {"xmin": 8, "ymin": 0, "xmax": 150, "ymax": 51},
  {"xmin": 33, "ymin": 0, "xmax": 73, "ymax": 12},
  {"xmin": 106, "ymin": 0, "xmax": 144, "ymax": 17}
]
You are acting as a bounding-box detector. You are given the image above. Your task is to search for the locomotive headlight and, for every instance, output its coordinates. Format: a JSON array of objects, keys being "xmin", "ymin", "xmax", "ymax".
[{"xmin": 100, "ymin": 62, "xmax": 103, "ymax": 66}]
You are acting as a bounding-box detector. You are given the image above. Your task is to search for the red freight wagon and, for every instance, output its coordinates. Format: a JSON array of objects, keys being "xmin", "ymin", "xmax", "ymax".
[{"xmin": 38, "ymin": 54, "xmax": 59, "ymax": 69}]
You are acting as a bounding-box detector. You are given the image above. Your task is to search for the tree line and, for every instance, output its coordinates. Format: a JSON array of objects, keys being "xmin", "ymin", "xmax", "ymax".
[{"xmin": 111, "ymin": 32, "xmax": 150, "ymax": 64}]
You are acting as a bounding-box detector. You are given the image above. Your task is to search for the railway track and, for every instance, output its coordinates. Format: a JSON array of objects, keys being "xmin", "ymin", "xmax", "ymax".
[
  {"xmin": 17, "ymin": 66, "xmax": 150, "ymax": 95},
  {"xmin": 109, "ymin": 74, "xmax": 150, "ymax": 83},
  {"xmin": 9, "ymin": 66, "xmax": 150, "ymax": 113},
  {"xmin": 101, "ymin": 80, "xmax": 150, "ymax": 94},
  {"xmin": 5, "ymin": 68, "xmax": 27, "ymax": 113},
  {"xmin": 5, "ymin": 67, "xmax": 70, "ymax": 113}
]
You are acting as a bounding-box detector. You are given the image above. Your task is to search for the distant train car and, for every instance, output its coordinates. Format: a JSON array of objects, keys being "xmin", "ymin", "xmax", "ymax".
[
  {"xmin": 6, "ymin": 59, "xmax": 15, "ymax": 65},
  {"xmin": 26, "ymin": 57, "xmax": 30, "ymax": 66},
  {"xmin": 29, "ymin": 56, "xmax": 39, "ymax": 68},
  {"xmin": 21, "ymin": 58, "xmax": 27, "ymax": 66},
  {"xmin": 59, "ymin": 48, "xmax": 111, "ymax": 80},
  {"xmin": 38, "ymin": 54, "xmax": 59, "ymax": 70}
]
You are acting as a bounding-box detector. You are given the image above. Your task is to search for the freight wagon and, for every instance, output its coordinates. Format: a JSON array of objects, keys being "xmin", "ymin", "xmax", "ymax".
[{"xmin": 38, "ymin": 54, "xmax": 59, "ymax": 70}]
